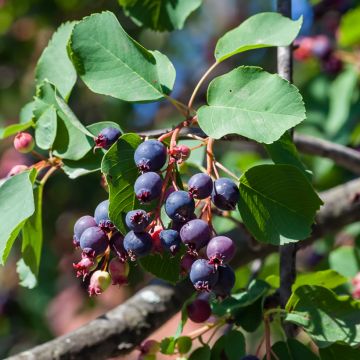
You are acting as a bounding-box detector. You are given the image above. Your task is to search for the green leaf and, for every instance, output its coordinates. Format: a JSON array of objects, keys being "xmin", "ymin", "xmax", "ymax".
[
  {"xmin": 319, "ymin": 343, "xmax": 360, "ymax": 360},
  {"xmin": 265, "ymin": 132, "xmax": 310, "ymax": 179},
  {"xmin": 294, "ymin": 270, "xmax": 347, "ymax": 291},
  {"xmin": 0, "ymin": 170, "xmax": 36, "ymax": 264},
  {"xmin": 69, "ymin": 11, "xmax": 175, "ymax": 102},
  {"xmin": 118, "ymin": 0, "xmax": 202, "ymax": 31},
  {"xmin": 270, "ymin": 339, "xmax": 319, "ymax": 360},
  {"xmin": 326, "ymin": 66, "xmax": 358, "ymax": 137},
  {"xmin": 339, "ymin": 7, "xmax": 360, "ymax": 47},
  {"xmin": 35, "ymin": 21, "xmax": 77, "ymax": 99},
  {"xmin": 34, "ymin": 104, "xmax": 57, "ymax": 150},
  {"xmin": 0, "ymin": 121, "xmax": 34, "ymax": 140},
  {"xmin": 215, "ymin": 12, "xmax": 302, "ymax": 62},
  {"xmin": 223, "ymin": 330, "xmax": 246, "ymax": 360},
  {"xmin": 238, "ymin": 164, "xmax": 323, "ymax": 245},
  {"xmin": 87, "ymin": 121, "xmax": 122, "ymax": 136},
  {"xmin": 197, "ymin": 66, "xmax": 306, "ymax": 144},
  {"xmin": 212, "ymin": 279, "xmax": 269, "ymax": 317},
  {"xmin": 329, "ymin": 246, "xmax": 360, "ymax": 278},
  {"xmin": 18, "ymin": 182, "xmax": 44, "ymax": 288},
  {"xmin": 285, "ymin": 285, "xmax": 360, "ymax": 347},
  {"xmin": 139, "ymin": 249, "xmax": 183, "ymax": 284},
  {"xmin": 35, "ymin": 81, "xmax": 93, "ymax": 160},
  {"xmin": 19, "ymin": 101, "xmax": 35, "ymax": 124},
  {"xmin": 150, "ymin": 50, "xmax": 176, "ymax": 95},
  {"xmin": 177, "ymin": 336, "xmax": 192, "ymax": 354},
  {"xmin": 101, "ymin": 133, "xmax": 142, "ymax": 234},
  {"xmin": 189, "ymin": 345, "xmax": 211, "ymax": 360},
  {"xmin": 211, "ymin": 336, "xmax": 226, "ymax": 360}
]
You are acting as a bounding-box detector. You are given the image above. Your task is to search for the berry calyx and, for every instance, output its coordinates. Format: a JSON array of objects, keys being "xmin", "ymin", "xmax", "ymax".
[
  {"xmin": 134, "ymin": 140, "xmax": 167, "ymax": 172},
  {"xmin": 73, "ymin": 253, "xmax": 98, "ymax": 280},
  {"xmin": 186, "ymin": 298, "xmax": 212, "ymax": 323},
  {"xmin": 169, "ymin": 144, "xmax": 191, "ymax": 164},
  {"xmin": 125, "ymin": 209, "xmax": 150, "ymax": 232},
  {"xmin": 88, "ymin": 270, "xmax": 111, "ymax": 296},
  {"xmin": 206, "ymin": 236, "xmax": 236, "ymax": 268},
  {"xmin": 134, "ymin": 172, "xmax": 162, "ymax": 203},
  {"xmin": 188, "ymin": 173, "xmax": 213, "ymax": 199},
  {"xmin": 94, "ymin": 127, "xmax": 121, "ymax": 150},
  {"xmin": 109, "ymin": 257, "xmax": 129, "ymax": 286},
  {"xmin": 13, "ymin": 132, "xmax": 34, "ymax": 153},
  {"xmin": 189, "ymin": 259, "xmax": 218, "ymax": 292},
  {"xmin": 211, "ymin": 177, "xmax": 239, "ymax": 211}
]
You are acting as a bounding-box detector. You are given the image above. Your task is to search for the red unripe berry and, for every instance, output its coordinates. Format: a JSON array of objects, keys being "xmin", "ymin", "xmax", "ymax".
[
  {"xmin": 186, "ymin": 298, "xmax": 212, "ymax": 323},
  {"xmin": 151, "ymin": 225, "xmax": 163, "ymax": 253},
  {"xmin": 109, "ymin": 258, "xmax": 129, "ymax": 286},
  {"xmin": 170, "ymin": 144, "xmax": 191, "ymax": 164},
  {"xmin": 88, "ymin": 270, "xmax": 111, "ymax": 296},
  {"xmin": 13, "ymin": 132, "xmax": 34, "ymax": 153}
]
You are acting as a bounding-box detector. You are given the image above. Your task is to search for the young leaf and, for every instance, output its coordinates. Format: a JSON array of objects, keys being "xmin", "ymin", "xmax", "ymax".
[
  {"xmin": 0, "ymin": 170, "xmax": 36, "ymax": 264},
  {"xmin": 69, "ymin": 11, "xmax": 175, "ymax": 102},
  {"xmin": 18, "ymin": 182, "xmax": 44, "ymax": 289},
  {"xmin": 160, "ymin": 337, "xmax": 176, "ymax": 355},
  {"xmin": 215, "ymin": 12, "xmax": 302, "ymax": 62},
  {"xmin": 197, "ymin": 66, "xmax": 306, "ymax": 144},
  {"xmin": 285, "ymin": 285, "xmax": 360, "ymax": 347},
  {"xmin": 118, "ymin": 0, "xmax": 203, "ymax": 31},
  {"xmin": 35, "ymin": 21, "xmax": 77, "ymax": 99},
  {"xmin": 0, "ymin": 121, "xmax": 34, "ymax": 140},
  {"xmin": 238, "ymin": 164, "xmax": 323, "ymax": 245},
  {"xmin": 339, "ymin": 6, "xmax": 360, "ymax": 47},
  {"xmin": 101, "ymin": 133, "xmax": 142, "ymax": 234},
  {"xmin": 177, "ymin": 336, "xmax": 192, "ymax": 354},
  {"xmin": 319, "ymin": 343, "xmax": 360, "ymax": 360},
  {"xmin": 139, "ymin": 250, "xmax": 183, "ymax": 284},
  {"xmin": 271, "ymin": 339, "xmax": 319, "ymax": 360}
]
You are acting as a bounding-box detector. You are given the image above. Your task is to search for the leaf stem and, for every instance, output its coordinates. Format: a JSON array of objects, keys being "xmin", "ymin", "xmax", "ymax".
[
  {"xmin": 214, "ymin": 161, "xmax": 239, "ymax": 181},
  {"xmin": 188, "ymin": 62, "xmax": 219, "ymax": 110},
  {"xmin": 40, "ymin": 166, "xmax": 57, "ymax": 186}
]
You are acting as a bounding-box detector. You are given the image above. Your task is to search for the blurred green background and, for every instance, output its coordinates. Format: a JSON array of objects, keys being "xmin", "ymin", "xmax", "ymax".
[{"xmin": 0, "ymin": 0, "xmax": 359, "ymax": 357}]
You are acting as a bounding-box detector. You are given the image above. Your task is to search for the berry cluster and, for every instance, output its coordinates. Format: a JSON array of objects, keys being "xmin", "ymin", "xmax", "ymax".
[
  {"xmin": 294, "ymin": 35, "xmax": 342, "ymax": 74},
  {"xmin": 72, "ymin": 199, "xmax": 129, "ymax": 296}
]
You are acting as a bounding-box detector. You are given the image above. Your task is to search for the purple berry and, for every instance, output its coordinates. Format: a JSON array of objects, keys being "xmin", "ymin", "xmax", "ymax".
[
  {"xmin": 240, "ymin": 356, "xmax": 260, "ymax": 360},
  {"xmin": 134, "ymin": 140, "xmax": 167, "ymax": 172},
  {"xmin": 159, "ymin": 229, "xmax": 181, "ymax": 255},
  {"xmin": 94, "ymin": 127, "xmax": 121, "ymax": 150},
  {"xmin": 206, "ymin": 236, "xmax": 236, "ymax": 268},
  {"xmin": 134, "ymin": 172, "xmax": 162, "ymax": 203},
  {"xmin": 180, "ymin": 219, "xmax": 212, "ymax": 252},
  {"xmin": 180, "ymin": 253, "xmax": 197, "ymax": 275},
  {"xmin": 311, "ymin": 35, "xmax": 332, "ymax": 59},
  {"xmin": 73, "ymin": 215, "xmax": 97, "ymax": 246},
  {"xmin": 165, "ymin": 191, "xmax": 195, "ymax": 222},
  {"xmin": 188, "ymin": 173, "xmax": 213, "ymax": 199},
  {"xmin": 79, "ymin": 226, "xmax": 108, "ymax": 256},
  {"xmin": 123, "ymin": 231, "xmax": 152, "ymax": 259},
  {"xmin": 212, "ymin": 265, "xmax": 235, "ymax": 298},
  {"xmin": 94, "ymin": 200, "xmax": 114, "ymax": 232},
  {"xmin": 189, "ymin": 259, "xmax": 218, "ymax": 291},
  {"xmin": 125, "ymin": 209, "xmax": 150, "ymax": 231},
  {"xmin": 211, "ymin": 177, "xmax": 239, "ymax": 211},
  {"xmin": 109, "ymin": 232, "xmax": 127, "ymax": 261},
  {"xmin": 187, "ymin": 298, "xmax": 212, "ymax": 323}
]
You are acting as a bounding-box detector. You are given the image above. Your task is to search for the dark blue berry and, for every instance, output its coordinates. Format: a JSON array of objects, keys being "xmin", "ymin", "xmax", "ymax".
[
  {"xmin": 125, "ymin": 210, "xmax": 150, "ymax": 231},
  {"xmin": 94, "ymin": 200, "xmax": 114, "ymax": 231},
  {"xmin": 240, "ymin": 356, "xmax": 260, "ymax": 360},
  {"xmin": 188, "ymin": 173, "xmax": 213, "ymax": 199},
  {"xmin": 123, "ymin": 231, "xmax": 152, "ymax": 259},
  {"xmin": 110, "ymin": 232, "xmax": 127, "ymax": 261},
  {"xmin": 94, "ymin": 127, "xmax": 121, "ymax": 150},
  {"xmin": 165, "ymin": 191, "xmax": 195, "ymax": 222},
  {"xmin": 134, "ymin": 172, "xmax": 162, "ymax": 203},
  {"xmin": 187, "ymin": 298, "xmax": 211, "ymax": 323},
  {"xmin": 73, "ymin": 215, "xmax": 97, "ymax": 246},
  {"xmin": 159, "ymin": 229, "xmax": 181, "ymax": 255},
  {"xmin": 134, "ymin": 140, "xmax": 167, "ymax": 172},
  {"xmin": 211, "ymin": 177, "xmax": 239, "ymax": 211},
  {"xmin": 189, "ymin": 259, "xmax": 218, "ymax": 291},
  {"xmin": 206, "ymin": 236, "xmax": 236, "ymax": 267},
  {"xmin": 212, "ymin": 264, "xmax": 235, "ymax": 298},
  {"xmin": 80, "ymin": 226, "xmax": 108, "ymax": 256},
  {"xmin": 180, "ymin": 219, "xmax": 211, "ymax": 252}
]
